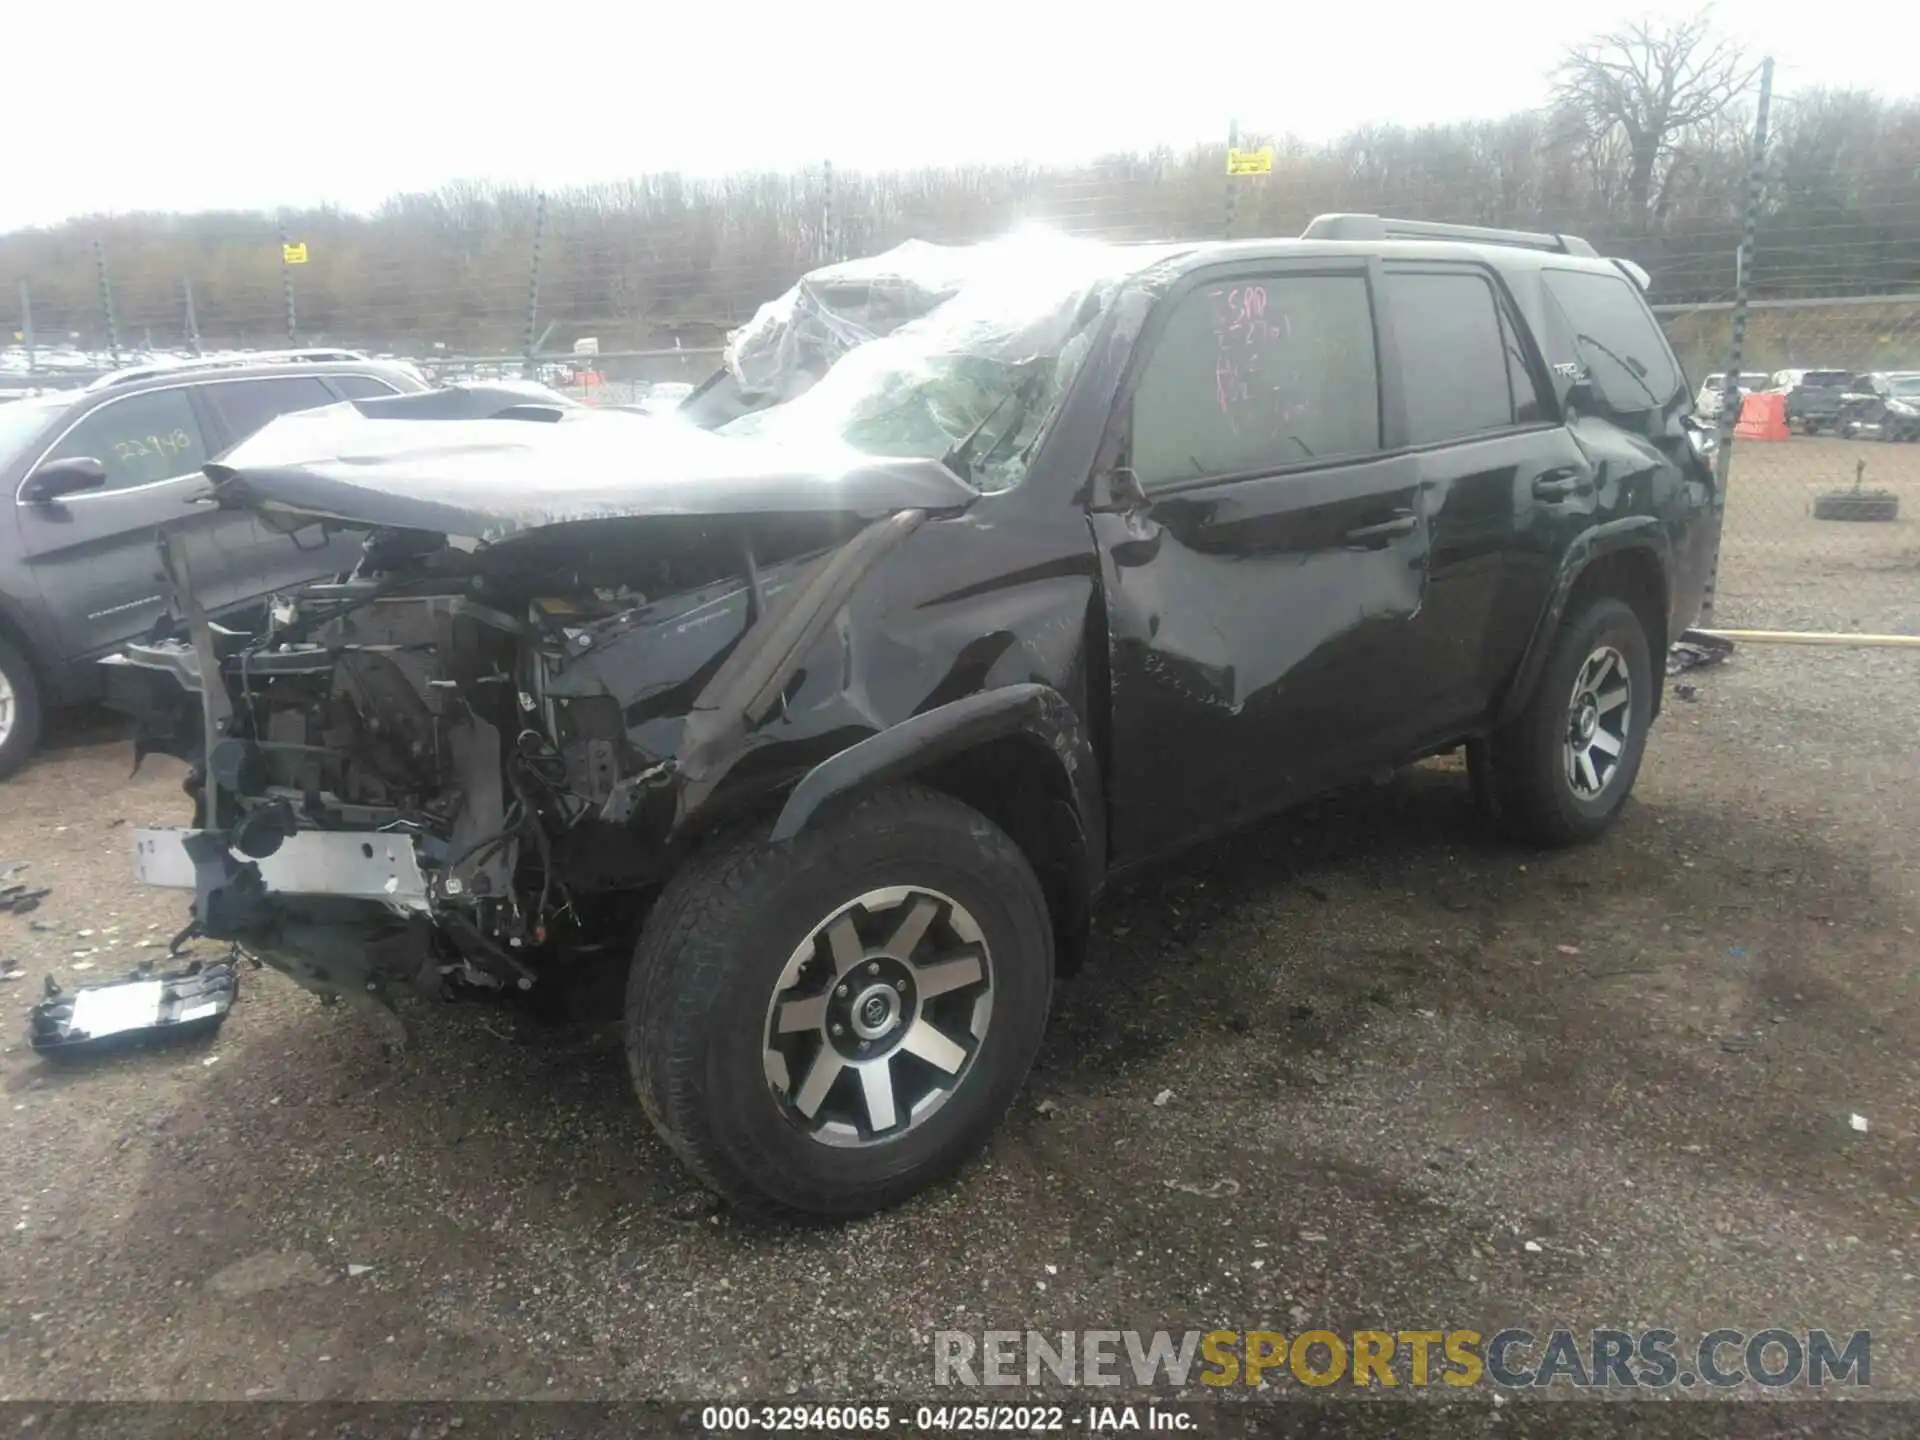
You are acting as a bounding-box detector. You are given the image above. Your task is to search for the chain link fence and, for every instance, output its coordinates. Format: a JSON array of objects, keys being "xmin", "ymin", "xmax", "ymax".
[{"xmin": 5, "ymin": 97, "xmax": 1918, "ymax": 635}]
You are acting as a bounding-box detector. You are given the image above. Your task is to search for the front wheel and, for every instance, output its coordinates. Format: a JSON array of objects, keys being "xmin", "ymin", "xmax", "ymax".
[
  {"xmin": 626, "ymin": 784, "xmax": 1053, "ymax": 1221},
  {"xmin": 1473, "ymin": 596, "xmax": 1654, "ymax": 846}
]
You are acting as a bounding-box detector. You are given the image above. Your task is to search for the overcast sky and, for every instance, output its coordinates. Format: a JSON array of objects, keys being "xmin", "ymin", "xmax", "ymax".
[{"xmin": 5, "ymin": 0, "xmax": 1916, "ymax": 232}]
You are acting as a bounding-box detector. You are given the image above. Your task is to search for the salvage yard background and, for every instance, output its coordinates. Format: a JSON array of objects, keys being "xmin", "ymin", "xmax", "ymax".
[
  {"xmin": 4, "ymin": 14, "xmax": 1920, "ymax": 1405},
  {"xmin": 5, "ymin": 24, "xmax": 1920, "ymax": 635}
]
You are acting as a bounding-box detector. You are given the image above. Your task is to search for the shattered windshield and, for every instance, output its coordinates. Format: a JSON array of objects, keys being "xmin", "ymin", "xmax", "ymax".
[{"xmin": 716, "ymin": 231, "xmax": 1169, "ymax": 493}]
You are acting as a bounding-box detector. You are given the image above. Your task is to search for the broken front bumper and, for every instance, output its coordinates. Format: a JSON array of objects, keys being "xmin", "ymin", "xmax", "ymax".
[
  {"xmin": 132, "ymin": 828, "xmax": 430, "ymax": 910},
  {"xmin": 132, "ymin": 828, "xmax": 434, "ymax": 1036}
]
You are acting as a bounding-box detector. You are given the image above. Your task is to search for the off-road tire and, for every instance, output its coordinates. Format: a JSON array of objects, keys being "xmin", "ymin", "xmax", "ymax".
[
  {"xmin": 626, "ymin": 784, "xmax": 1053, "ymax": 1222},
  {"xmin": 1477, "ymin": 596, "xmax": 1653, "ymax": 846},
  {"xmin": 0, "ymin": 635, "xmax": 43, "ymax": 780},
  {"xmin": 1812, "ymin": 489, "xmax": 1899, "ymax": 522}
]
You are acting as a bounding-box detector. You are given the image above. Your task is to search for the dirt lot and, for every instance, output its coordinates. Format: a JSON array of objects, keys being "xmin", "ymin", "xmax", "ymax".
[
  {"xmin": 1716, "ymin": 434, "xmax": 1920, "ymax": 633},
  {"xmin": 2, "ymin": 641, "xmax": 1918, "ymax": 1405}
]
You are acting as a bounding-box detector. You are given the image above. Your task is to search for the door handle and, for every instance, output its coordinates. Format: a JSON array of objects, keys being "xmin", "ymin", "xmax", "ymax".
[
  {"xmin": 1343, "ymin": 511, "xmax": 1418, "ymax": 543},
  {"xmin": 1532, "ymin": 468, "xmax": 1592, "ymax": 500}
]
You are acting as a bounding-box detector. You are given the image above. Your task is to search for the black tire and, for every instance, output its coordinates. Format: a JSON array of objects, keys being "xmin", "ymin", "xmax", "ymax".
[
  {"xmin": 626, "ymin": 783, "xmax": 1053, "ymax": 1222},
  {"xmin": 0, "ymin": 635, "xmax": 43, "ymax": 780},
  {"xmin": 1477, "ymin": 596, "xmax": 1654, "ymax": 846}
]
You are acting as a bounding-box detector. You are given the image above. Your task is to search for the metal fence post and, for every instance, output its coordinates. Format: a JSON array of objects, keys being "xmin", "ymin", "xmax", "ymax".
[
  {"xmin": 182, "ymin": 276, "xmax": 202, "ymax": 356},
  {"xmin": 93, "ymin": 239, "xmax": 121, "ymax": 367},
  {"xmin": 278, "ymin": 218, "xmax": 298, "ymax": 346},
  {"xmin": 18, "ymin": 280, "xmax": 34, "ymax": 375},
  {"xmin": 522, "ymin": 192, "xmax": 547, "ymax": 379},
  {"xmin": 821, "ymin": 160, "xmax": 838, "ymax": 265},
  {"xmin": 1223, "ymin": 119, "xmax": 1239, "ymax": 240},
  {"xmin": 1702, "ymin": 55, "xmax": 1775, "ymax": 628}
]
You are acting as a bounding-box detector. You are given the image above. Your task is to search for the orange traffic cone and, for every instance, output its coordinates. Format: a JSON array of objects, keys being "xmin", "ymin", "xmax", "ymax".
[{"xmin": 1733, "ymin": 392, "xmax": 1789, "ymax": 442}]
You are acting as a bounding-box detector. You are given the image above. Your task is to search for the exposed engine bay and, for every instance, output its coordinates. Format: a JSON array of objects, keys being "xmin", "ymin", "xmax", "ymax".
[{"xmin": 109, "ymin": 230, "xmax": 1143, "ymax": 1030}]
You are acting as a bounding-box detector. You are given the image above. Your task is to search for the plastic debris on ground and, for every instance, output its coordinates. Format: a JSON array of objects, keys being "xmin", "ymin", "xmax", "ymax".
[
  {"xmin": 27, "ymin": 957, "xmax": 239, "ymax": 1057},
  {"xmin": 0, "ymin": 860, "xmax": 50, "ymax": 915}
]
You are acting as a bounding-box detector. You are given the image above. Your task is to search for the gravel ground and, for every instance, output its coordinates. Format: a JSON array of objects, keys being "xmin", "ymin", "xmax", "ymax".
[
  {"xmin": 1, "ymin": 645, "xmax": 1916, "ymax": 1406},
  {"xmin": 1716, "ymin": 435, "xmax": 1920, "ymax": 633}
]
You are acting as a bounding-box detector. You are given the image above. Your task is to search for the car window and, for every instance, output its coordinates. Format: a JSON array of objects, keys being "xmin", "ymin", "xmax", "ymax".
[
  {"xmin": 1385, "ymin": 270, "xmax": 1525, "ymax": 444},
  {"xmin": 38, "ymin": 387, "xmax": 209, "ymax": 492},
  {"xmin": 0, "ymin": 395, "xmax": 67, "ymax": 473},
  {"xmin": 1131, "ymin": 273, "xmax": 1380, "ymax": 487},
  {"xmin": 1541, "ymin": 268, "xmax": 1682, "ymax": 413},
  {"xmin": 331, "ymin": 374, "xmax": 402, "ymax": 401},
  {"xmin": 199, "ymin": 376, "xmax": 339, "ymax": 454}
]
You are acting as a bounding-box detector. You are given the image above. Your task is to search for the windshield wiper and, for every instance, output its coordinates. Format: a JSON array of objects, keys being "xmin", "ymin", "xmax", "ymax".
[{"xmin": 941, "ymin": 368, "xmax": 1043, "ymax": 485}]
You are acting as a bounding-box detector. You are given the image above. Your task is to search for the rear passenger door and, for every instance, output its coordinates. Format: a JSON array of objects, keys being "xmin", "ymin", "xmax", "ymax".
[
  {"xmin": 1093, "ymin": 261, "xmax": 1431, "ymax": 862},
  {"xmin": 195, "ymin": 375, "xmax": 368, "ymax": 602},
  {"xmin": 1533, "ymin": 267, "xmax": 1708, "ymax": 628},
  {"xmin": 1379, "ymin": 264, "xmax": 1592, "ymax": 731}
]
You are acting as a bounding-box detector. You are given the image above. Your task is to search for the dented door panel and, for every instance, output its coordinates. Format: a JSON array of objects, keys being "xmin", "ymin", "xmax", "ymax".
[{"xmin": 1093, "ymin": 452, "xmax": 1429, "ymax": 864}]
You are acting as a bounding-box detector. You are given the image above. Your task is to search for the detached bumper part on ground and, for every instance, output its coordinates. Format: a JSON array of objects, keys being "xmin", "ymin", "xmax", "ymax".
[{"xmin": 28, "ymin": 958, "xmax": 238, "ymax": 1055}]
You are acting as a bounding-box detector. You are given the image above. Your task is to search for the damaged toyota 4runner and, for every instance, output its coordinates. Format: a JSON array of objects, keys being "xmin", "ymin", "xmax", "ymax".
[{"xmin": 111, "ymin": 217, "xmax": 1716, "ymax": 1219}]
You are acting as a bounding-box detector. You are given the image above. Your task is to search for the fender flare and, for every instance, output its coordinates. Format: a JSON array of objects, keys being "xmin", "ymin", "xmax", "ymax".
[
  {"xmin": 769, "ymin": 683, "xmax": 1104, "ymax": 858},
  {"xmin": 1494, "ymin": 518, "xmax": 1672, "ymax": 729}
]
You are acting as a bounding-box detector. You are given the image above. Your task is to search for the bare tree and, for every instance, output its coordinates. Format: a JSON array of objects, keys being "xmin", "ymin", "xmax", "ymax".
[{"xmin": 1553, "ymin": 9, "xmax": 1758, "ymax": 224}]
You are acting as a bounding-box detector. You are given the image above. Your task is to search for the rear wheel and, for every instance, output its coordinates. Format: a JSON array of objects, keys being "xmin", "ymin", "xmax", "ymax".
[
  {"xmin": 626, "ymin": 784, "xmax": 1053, "ymax": 1221},
  {"xmin": 0, "ymin": 636, "xmax": 43, "ymax": 780},
  {"xmin": 1474, "ymin": 596, "xmax": 1653, "ymax": 845}
]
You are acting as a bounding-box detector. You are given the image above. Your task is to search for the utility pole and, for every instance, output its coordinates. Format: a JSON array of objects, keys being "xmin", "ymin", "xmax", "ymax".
[
  {"xmin": 1702, "ymin": 55, "xmax": 1775, "ymax": 627},
  {"xmin": 182, "ymin": 276, "xmax": 202, "ymax": 355}
]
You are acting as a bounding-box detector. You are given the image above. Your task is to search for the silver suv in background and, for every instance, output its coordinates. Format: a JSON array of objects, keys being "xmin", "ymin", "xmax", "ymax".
[
  {"xmin": 1692, "ymin": 371, "xmax": 1768, "ymax": 421},
  {"xmin": 0, "ymin": 351, "xmax": 429, "ymax": 775}
]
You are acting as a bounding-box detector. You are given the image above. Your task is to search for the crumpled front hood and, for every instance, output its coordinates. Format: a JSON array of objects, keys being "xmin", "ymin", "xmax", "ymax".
[{"xmin": 204, "ymin": 396, "xmax": 979, "ymax": 544}]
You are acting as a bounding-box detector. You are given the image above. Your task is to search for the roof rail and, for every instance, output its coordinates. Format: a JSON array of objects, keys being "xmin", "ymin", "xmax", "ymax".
[
  {"xmin": 87, "ymin": 348, "xmax": 374, "ymax": 391},
  {"xmin": 1301, "ymin": 213, "xmax": 1600, "ymax": 258}
]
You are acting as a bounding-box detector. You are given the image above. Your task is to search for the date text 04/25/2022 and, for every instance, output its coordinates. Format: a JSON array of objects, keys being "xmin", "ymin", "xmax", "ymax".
[{"xmin": 700, "ymin": 1404, "xmax": 1192, "ymax": 1431}]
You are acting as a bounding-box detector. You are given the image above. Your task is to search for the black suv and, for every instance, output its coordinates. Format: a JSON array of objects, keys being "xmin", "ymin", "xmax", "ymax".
[
  {"xmin": 0, "ymin": 351, "xmax": 430, "ymax": 774},
  {"xmin": 113, "ymin": 217, "xmax": 1715, "ymax": 1220}
]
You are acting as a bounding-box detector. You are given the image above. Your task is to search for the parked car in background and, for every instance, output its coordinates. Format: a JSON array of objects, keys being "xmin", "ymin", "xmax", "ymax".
[
  {"xmin": 110, "ymin": 216, "xmax": 1714, "ymax": 1220},
  {"xmin": 1769, "ymin": 368, "xmax": 1854, "ymax": 434},
  {"xmin": 0, "ymin": 350, "xmax": 430, "ymax": 776},
  {"xmin": 1693, "ymin": 372, "xmax": 1769, "ymax": 421},
  {"xmin": 1838, "ymin": 372, "xmax": 1920, "ymax": 442}
]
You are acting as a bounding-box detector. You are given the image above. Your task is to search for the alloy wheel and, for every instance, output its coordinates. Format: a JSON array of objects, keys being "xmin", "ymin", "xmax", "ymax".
[
  {"xmin": 762, "ymin": 885, "xmax": 993, "ymax": 1147},
  {"xmin": 1564, "ymin": 645, "xmax": 1632, "ymax": 800}
]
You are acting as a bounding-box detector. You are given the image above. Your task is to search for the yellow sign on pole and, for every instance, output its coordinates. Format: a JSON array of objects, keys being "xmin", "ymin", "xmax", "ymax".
[
  {"xmin": 282, "ymin": 242, "xmax": 309, "ymax": 265},
  {"xmin": 1226, "ymin": 147, "xmax": 1274, "ymax": 177}
]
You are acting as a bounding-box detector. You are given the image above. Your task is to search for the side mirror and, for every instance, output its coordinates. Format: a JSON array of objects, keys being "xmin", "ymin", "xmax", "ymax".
[
  {"xmin": 22, "ymin": 456, "xmax": 108, "ymax": 503},
  {"xmin": 1088, "ymin": 465, "xmax": 1149, "ymax": 515}
]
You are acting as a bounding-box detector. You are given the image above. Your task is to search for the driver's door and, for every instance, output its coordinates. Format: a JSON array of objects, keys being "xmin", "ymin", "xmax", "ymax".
[
  {"xmin": 14, "ymin": 385, "xmax": 244, "ymax": 664},
  {"xmin": 1091, "ymin": 261, "xmax": 1431, "ymax": 864}
]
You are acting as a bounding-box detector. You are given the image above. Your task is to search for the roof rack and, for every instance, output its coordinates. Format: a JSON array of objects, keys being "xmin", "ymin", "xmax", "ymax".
[
  {"xmin": 86, "ymin": 348, "xmax": 374, "ymax": 391},
  {"xmin": 1301, "ymin": 213, "xmax": 1600, "ymax": 258}
]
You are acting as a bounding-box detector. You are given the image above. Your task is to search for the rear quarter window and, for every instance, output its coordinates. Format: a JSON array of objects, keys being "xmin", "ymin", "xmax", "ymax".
[{"xmin": 1540, "ymin": 268, "xmax": 1682, "ymax": 414}]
